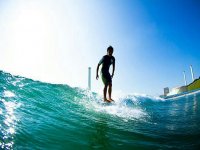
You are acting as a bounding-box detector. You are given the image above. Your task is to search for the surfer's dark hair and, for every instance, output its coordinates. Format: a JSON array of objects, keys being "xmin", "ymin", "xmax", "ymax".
[{"xmin": 107, "ymin": 46, "xmax": 113, "ymax": 52}]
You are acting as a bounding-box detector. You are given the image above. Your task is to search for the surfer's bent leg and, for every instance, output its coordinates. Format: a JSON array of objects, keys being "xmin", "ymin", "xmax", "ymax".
[
  {"xmin": 103, "ymin": 84, "xmax": 108, "ymax": 101},
  {"xmin": 108, "ymin": 83, "xmax": 112, "ymax": 101}
]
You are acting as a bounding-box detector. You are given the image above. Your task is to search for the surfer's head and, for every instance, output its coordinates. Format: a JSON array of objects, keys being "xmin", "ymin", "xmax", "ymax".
[{"xmin": 107, "ymin": 46, "xmax": 114, "ymax": 56}]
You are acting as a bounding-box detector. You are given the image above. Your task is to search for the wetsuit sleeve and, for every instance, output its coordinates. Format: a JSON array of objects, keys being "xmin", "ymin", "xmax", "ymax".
[
  {"xmin": 98, "ymin": 56, "xmax": 104, "ymax": 65},
  {"xmin": 113, "ymin": 57, "xmax": 115, "ymax": 65}
]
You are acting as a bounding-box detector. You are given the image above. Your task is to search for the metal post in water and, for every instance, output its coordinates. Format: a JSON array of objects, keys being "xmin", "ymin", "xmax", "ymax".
[
  {"xmin": 164, "ymin": 87, "xmax": 169, "ymax": 96},
  {"xmin": 190, "ymin": 65, "xmax": 195, "ymax": 82},
  {"xmin": 88, "ymin": 67, "xmax": 91, "ymax": 90},
  {"xmin": 183, "ymin": 71, "xmax": 187, "ymax": 86}
]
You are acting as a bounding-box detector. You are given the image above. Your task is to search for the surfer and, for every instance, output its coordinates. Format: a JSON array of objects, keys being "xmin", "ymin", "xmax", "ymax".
[{"xmin": 96, "ymin": 46, "xmax": 115, "ymax": 102}]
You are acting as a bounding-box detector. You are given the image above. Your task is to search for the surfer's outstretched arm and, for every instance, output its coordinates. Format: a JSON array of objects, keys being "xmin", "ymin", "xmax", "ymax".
[{"xmin": 96, "ymin": 64, "xmax": 100, "ymax": 80}]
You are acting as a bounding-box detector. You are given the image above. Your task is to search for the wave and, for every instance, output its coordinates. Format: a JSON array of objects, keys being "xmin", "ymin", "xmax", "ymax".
[
  {"xmin": 0, "ymin": 70, "xmax": 163, "ymax": 121},
  {"xmin": 1, "ymin": 70, "xmax": 199, "ymax": 149}
]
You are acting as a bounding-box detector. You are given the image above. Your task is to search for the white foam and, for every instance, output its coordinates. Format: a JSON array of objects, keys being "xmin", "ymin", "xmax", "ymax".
[
  {"xmin": 120, "ymin": 94, "xmax": 166, "ymax": 102},
  {"xmin": 3, "ymin": 91, "xmax": 15, "ymax": 98},
  {"xmin": 77, "ymin": 90, "xmax": 159, "ymax": 121},
  {"xmin": 12, "ymin": 78, "xmax": 25, "ymax": 88},
  {"xmin": 94, "ymin": 103, "xmax": 147, "ymax": 120},
  {"xmin": 79, "ymin": 92, "xmax": 148, "ymax": 121}
]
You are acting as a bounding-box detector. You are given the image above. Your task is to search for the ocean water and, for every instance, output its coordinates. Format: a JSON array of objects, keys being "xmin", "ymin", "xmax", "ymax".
[{"xmin": 0, "ymin": 70, "xmax": 200, "ymax": 150}]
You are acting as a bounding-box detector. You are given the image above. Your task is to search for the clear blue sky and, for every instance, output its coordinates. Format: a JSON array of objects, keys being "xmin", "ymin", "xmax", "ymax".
[
  {"xmin": 110, "ymin": 0, "xmax": 200, "ymax": 95},
  {"xmin": 0, "ymin": 0, "xmax": 200, "ymax": 96}
]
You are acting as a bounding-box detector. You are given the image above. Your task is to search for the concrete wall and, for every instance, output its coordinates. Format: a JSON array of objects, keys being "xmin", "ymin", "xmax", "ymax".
[{"xmin": 187, "ymin": 78, "xmax": 200, "ymax": 91}]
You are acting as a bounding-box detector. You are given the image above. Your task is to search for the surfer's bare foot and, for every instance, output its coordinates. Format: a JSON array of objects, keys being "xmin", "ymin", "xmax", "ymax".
[
  {"xmin": 108, "ymin": 98, "xmax": 114, "ymax": 102},
  {"xmin": 104, "ymin": 99, "xmax": 112, "ymax": 102}
]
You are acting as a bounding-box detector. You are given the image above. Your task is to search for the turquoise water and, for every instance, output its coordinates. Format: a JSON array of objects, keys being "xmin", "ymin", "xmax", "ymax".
[{"xmin": 0, "ymin": 70, "xmax": 200, "ymax": 150}]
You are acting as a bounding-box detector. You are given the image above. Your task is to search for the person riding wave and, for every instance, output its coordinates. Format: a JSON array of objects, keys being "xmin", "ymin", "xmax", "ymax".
[{"xmin": 96, "ymin": 46, "xmax": 115, "ymax": 102}]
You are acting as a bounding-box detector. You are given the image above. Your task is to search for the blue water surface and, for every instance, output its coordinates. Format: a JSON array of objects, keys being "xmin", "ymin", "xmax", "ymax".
[{"xmin": 0, "ymin": 71, "xmax": 200, "ymax": 150}]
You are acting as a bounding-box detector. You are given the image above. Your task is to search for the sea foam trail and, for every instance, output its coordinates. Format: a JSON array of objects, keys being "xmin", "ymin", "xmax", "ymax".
[{"xmin": 75, "ymin": 89, "xmax": 166, "ymax": 121}]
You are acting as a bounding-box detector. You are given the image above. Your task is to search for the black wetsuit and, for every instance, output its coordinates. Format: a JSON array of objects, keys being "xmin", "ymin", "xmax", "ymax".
[{"xmin": 98, "ymin": 55, "xmax": 115, "ymax": 84}]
